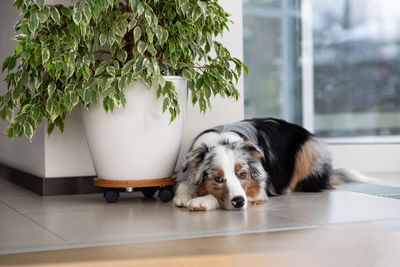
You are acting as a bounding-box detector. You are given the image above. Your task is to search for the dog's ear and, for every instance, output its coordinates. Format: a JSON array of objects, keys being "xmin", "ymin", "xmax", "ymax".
[
  {"xmin": 240, "ymin": 141, "xmax": 264, "ymax": 162},
  {"xmin": 237, "ymin": 141, "xmax": 266, "ymax": 181},
  {"xmin": 181, "ymin": 144, "xmax": 209, "ymax": 185}
]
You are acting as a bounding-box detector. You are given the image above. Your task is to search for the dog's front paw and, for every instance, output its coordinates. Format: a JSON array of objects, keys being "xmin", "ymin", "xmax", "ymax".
[
  {"xmin": 188, "ymin": 195, "xmax": 219, "ymax": 211},
  {"xmin": 173, "ymin": 194, "xmax": 192, "ymax": 207}
]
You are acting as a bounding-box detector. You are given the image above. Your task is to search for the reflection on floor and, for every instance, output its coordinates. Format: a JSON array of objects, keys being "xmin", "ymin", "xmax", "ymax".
[
  {"xmin": 2, "ymin": 219, "xmax": 400, "ymax": 267},
  {"xmin": 1, "ymin": 172, "xmax": 400, "ymax": 258}
]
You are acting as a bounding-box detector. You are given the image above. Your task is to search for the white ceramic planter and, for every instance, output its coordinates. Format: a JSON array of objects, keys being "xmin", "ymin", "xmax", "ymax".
[{"xmin": 81, "ymin": 76, "xmax": 187, "ymax": 180}]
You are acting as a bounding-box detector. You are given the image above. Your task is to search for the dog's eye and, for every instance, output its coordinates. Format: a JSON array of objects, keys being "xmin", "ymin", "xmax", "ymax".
[
  {"xmin": 239, "ymin": 171, "xmax": 247, "ymax": 180},
  {"xmin": 214, "ymin": 176, "xmax": 224, "ymax": 183}
]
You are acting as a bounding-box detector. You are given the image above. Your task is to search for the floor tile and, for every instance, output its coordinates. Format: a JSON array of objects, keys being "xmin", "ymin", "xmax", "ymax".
[
  {"xmin": 1, "ymin": 192, "xmax": 121, "ymax": 215},
  {"xmin": 0, "ymin": 179, "xmax": 159, "ymax": 214},
  {"xmin": 27, "ymin": 195, "xmax": 305, "ymax": 244},
  {"xmin": 2, "ymin": 175, "xmax": 400, "ymax": 254},
  {"xmin": 0, "ymin": 202, "xmax": 65, "ymax": 253},
  {"xmin": 2, "ymin": 220, "xmax": 400, "ymax": 267},
  {"xmin": 265, "ymin": 190, "xmax": 400, "ymax": 225},
  {"xmin": 0, "ymin": 177, "xmax": 38, "ymax": 199}
]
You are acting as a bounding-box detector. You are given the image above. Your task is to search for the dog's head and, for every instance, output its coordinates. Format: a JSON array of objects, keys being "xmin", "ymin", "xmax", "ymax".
[{"xmin": 182, "ymin": 141, "xmax": 268, "ymax": 210}]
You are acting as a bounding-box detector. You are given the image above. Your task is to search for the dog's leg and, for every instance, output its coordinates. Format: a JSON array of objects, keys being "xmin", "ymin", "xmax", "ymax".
[
  {"xmin": 173, "ymin": 181, "xmax": 195, "ymax": 207},
  {"xmin": 187, "ymin": 194, "xmax": 220, "ymax": 211}
]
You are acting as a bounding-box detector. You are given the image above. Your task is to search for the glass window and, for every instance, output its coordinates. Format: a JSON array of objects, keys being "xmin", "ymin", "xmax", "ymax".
[
  {"xmin": 288, "ymin": 0, "xmax": 301, "ymax": 10},
  {"xmin": 243, "ymin": 16, "xmax": 282, "ymax": 119},
  {"xmin": 243, "ymin": 0, "xmax": 281, "ymax": 8},
  {"xmin": 312, "ymin": 0, "xmax": 400, "ymax": 137},
  {"xmin": 243, "ymin": 0, "xmax": 302, "ymax": 123},
  {"xmin": 243, "ymin": 0, "xmax": 400, "ymax": 140}
]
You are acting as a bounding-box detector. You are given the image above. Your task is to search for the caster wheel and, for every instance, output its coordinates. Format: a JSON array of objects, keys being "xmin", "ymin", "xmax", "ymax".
[
  {"xmin": 141, "ymin": 187, "xmax": 158, "ymax": 198},
  {"xmin": 158, "ymin": 187, "xmax": 174, "ymax": 203},
  {"xmin": 104, "ymin": 189, "xmax": 119, "ymax": 203}
]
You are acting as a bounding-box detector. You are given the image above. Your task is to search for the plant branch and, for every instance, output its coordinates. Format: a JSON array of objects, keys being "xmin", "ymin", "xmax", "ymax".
[
  {"xmin": 125, "ymin": 0, "xmax": 133, "ymax": 13},
  {"xmin": 94, "ymin": 50, "xmax": 111, "ymax": 55}
]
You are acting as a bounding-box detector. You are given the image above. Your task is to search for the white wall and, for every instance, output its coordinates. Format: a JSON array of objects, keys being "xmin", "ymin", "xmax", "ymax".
[
  {"xmin": 44, "ymin": 110, "xmax": 96, "ymax": 177},
  {"xmin": 0, "ymin": 0, "xmax": 244, "ymax": 178},
  {"xmin": 329, "ymin": 144, "xmax": 400, "ymax": 173},
  {"xmin": 0, "ymin": 1, "xmax": 45, "ymax": 177},
  {"xmin": 0, "ymin": 121, "xmax": 46, "ymax": 177}
]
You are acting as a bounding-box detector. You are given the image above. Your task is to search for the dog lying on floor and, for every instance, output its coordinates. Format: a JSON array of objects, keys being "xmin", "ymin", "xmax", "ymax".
[{"xmin": 173, "ymin": 118, "xmax": 357, "ymax": 211}]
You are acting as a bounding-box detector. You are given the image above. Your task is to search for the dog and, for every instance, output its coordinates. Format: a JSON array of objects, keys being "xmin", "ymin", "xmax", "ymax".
[{"xmin": 173, "ymin": 117, "xmax": 357, "ymax": 211}]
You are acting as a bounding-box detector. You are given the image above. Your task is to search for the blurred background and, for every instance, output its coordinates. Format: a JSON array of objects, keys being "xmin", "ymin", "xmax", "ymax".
[{"xmin": 243, "ymin": 0, "xmax": 400, "ymax": 138}]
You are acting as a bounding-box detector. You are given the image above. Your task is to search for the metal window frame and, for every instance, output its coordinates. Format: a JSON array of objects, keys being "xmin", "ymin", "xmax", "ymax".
[{"xmin": 301, "ymin": 0, "xmax": 315, "ymax": 132}]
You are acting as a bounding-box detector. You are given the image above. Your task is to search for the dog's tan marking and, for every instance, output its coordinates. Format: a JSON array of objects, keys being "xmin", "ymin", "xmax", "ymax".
[
  {"xmin": 215, "ymin": 167, "xmax": 225, "ymax": 179},
  {"xmin": 290, "ymin": 139, "xmax": 319, "ymax": 191},
  {"xmin": 245, "ymin": 178, "xmax": 260, "ymax": 199},
  {"xmin": 249, "ymin": 200, "xmax": 267, "ymax": 206},
  {"xmin": 329, "ymin": 177, "xmax": 345, "ymax": 186},
  {"xmin": 234, "ymin": 162, "xmax": 243, "ymax": 174},
  {"xmin": 197, "ymin": 179, "xmax": 225, "ymax": 204},
  {"xmin": 191, "ymin": 206, "xmax": 206, "ymax": 212}
]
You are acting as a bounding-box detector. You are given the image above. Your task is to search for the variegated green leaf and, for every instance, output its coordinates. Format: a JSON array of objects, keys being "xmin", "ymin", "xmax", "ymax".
[{"xmin": 50, "ymin": 7, "xmax": 60, "ymax": 24}]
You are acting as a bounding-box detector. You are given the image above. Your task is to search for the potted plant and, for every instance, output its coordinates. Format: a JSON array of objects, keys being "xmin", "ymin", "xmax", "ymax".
[{"xmin": 0, "ymin": 0, "xmax": 247, "ymax": 200}]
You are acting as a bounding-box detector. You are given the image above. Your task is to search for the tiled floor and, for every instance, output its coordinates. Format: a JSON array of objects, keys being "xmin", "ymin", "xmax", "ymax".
[
  {"xmin": 2, "ymin": 220, "xmax": 400, "ymax": 267},
  {"xmin": 1, "ymin": 174, "xmax": 400, "ymax": 255}
]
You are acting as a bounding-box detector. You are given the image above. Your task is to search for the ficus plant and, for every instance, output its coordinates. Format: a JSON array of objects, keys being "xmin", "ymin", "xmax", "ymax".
[{"xmin": 0, "ymin": 0, "xmax": 248, "ymax": 140}]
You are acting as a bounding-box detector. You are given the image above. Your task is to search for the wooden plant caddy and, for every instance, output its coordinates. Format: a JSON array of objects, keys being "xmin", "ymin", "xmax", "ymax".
[{"xmin": 94, "ymin": 177, "xmax": 176, "ymax": 203}]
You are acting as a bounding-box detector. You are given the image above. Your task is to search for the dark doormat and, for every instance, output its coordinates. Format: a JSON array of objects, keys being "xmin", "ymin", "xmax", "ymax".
[{"xmin": 336, "ymin": 182, "xmax": 400, "ymax": 200}]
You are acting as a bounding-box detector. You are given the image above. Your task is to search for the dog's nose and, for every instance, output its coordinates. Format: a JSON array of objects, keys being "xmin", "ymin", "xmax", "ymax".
[{"xmin": 231, "ymin": 196, "xmax": 245, "ymax": 208}]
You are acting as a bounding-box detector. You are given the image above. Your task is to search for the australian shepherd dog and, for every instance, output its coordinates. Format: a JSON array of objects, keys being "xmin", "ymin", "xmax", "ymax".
[{"xmin": 173, "ymin": 118, "xmax": 355, "ymax": 211}]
